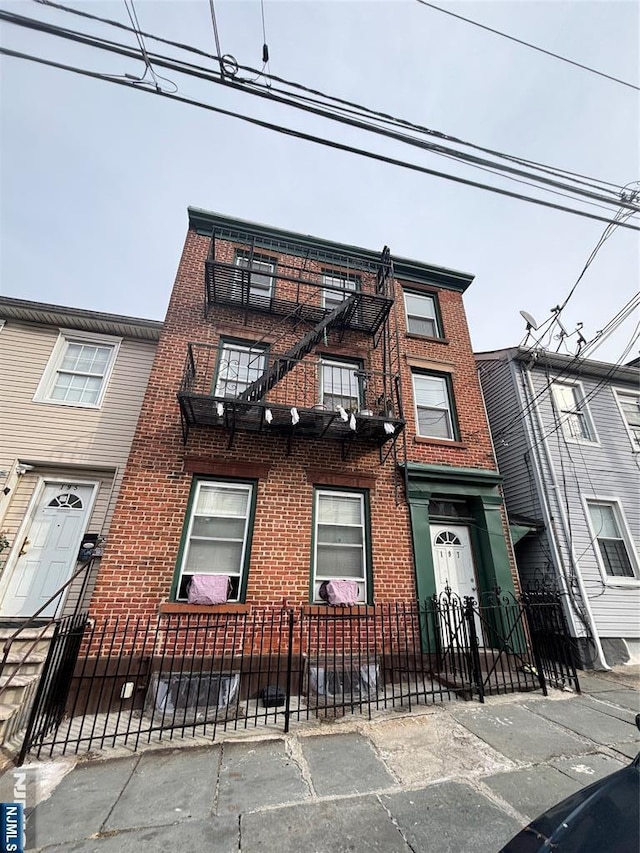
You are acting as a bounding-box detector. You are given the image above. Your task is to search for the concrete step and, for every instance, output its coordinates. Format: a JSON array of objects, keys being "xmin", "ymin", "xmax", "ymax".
[
  {"xmin": 0, "ymin": 626, "xmax": 56, "ymax": 641},
  {"xmin": 0, "ymin": 673, "xmax": 38, "ymax": 706}
]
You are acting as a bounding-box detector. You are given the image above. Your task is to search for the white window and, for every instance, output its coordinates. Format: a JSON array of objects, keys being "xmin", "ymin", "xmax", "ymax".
[
  {"xmin": 404, "ymin": 291, "xmax": 440, "ymax": 337},
  {"xmin": 177, "ymin": 481, "xmax": 254, "ymax": 601},
  {"xmin": 215, "ymin": 341, "xmax": 267, "ymax": 398},
  {"xmin": 33, "ymin": 330, "xmax": 120, "ymax": 408},
  {"xmin": 551, "ymin": 382, "xmax": 597, "ymax": 443},
  {"xmin": 614, "ymin": 390, "xmax": 640, "ymax": 449},
  {"xmin": 585, "ymin": 500, "xmax": 638, "ymax": 581},
  {"xmin": 234, "ymin": 250, "xmax": 275, "ymax": 302},
  {"xmin": 313, "ymin": 490, "xmax": 367, "ymax": 602},
  {"xmin": 320, "ymin": 358, "xmax": 361, "ymax": 412},
  {"xmin": 322, "ymin": 272, "xmax": 359, "ymax": 312},
  {"xmin": 412, "ymin": 372, "xmax": 455, "ymax": 439}
]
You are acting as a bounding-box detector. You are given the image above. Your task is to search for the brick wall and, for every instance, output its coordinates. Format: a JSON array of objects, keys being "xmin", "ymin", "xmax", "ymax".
[{"xmin": 90, "ymin": 226, "xmax": 512, "ymax": 619}]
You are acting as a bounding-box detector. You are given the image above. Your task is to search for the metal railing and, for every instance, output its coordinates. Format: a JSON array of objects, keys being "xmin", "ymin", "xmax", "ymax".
[
  {"xmin": 180, "ymin": 343, "xmax": 402, "ymax": 418},
  {"xmin": 19, "ymin": 592, "xmax": 579, "ymax": 762},
  {"xmin": 0, "ymin": 557, "xmax": 95, "ymax": 701}
]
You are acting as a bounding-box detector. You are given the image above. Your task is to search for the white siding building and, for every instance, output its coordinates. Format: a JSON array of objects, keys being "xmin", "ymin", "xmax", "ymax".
[
  {"xmin": 477, "ymin": 347, "xmax": 640, "ymax": 669},
  {"xmin": 0, "ymin": 297, "xmax": 161, "ymax": 619}
]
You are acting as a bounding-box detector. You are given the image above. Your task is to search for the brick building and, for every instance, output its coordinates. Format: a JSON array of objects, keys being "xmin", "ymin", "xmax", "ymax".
[{"xmin": 90, "ymin": 208, "xmax": 518, "ymax": 618}]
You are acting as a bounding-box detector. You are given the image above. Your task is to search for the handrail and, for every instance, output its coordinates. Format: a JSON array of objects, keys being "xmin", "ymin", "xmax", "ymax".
[{"xmin": 0, "ymin": 558, "xmax": 94, "ymax": 698}]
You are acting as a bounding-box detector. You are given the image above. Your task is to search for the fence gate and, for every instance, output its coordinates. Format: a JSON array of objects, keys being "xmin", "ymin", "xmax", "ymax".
[
  {"xmin": 522, "ymin": 588, "xmax": 581, "ymax": 693},
  {"xmin": 18, "ymin": 612, "xmax": 89, "ymax": 764}
]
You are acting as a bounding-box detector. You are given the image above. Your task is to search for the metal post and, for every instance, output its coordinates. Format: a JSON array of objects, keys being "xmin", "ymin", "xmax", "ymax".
[
  {"xmin": 283, "ymin": 609, "xmax": 294, "ymax": 734},
  {"xmin": 465, "ymin": 598, "xmax": 485, "ymax": 703}
]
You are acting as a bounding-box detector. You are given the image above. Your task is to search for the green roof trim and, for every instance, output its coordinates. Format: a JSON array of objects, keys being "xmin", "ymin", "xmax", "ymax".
[
  {"xmin": 187, "ymin": 207, "xmax": 474, "ymax": 292},
  {"xmin": 402, "ymin": 462, "xmax": 502, "ymax": 486}
]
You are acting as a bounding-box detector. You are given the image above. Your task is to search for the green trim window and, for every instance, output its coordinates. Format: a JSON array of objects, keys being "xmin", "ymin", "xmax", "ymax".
[
  {"xmin": 586, "ymin": 500, "xmax": 637, "ymax": 580},
  {"xmin": 551, "ymin": 381, "xmax": 597, "ymax": 443},
  {"xmin": 404, "ymin": 291, "xmax": 441, "ymax": 338},
  {"xmin": 321, "ymin": 271, "xmax": 360, "ymax": 312},
  {"xmin": 412, "ymin": 371, "xmax": 457, "ymax": 439},
  {"xmin": 175, "ymin": 480, "xmax": 255, "ymax": 601},
  {"xmin": 313, "ymin": 489, "xmax": 368, "ymax": 602},
  {"xmin": 234, "ymin": 249, "xmax": 276, "ymax": 301},
  {"xmin": 320, "ymin": 357, "xmax": 362, "ymax": 412},
  {"xmin": 215, "ymin": 340, "xmax": 267, "ymax": 398}
]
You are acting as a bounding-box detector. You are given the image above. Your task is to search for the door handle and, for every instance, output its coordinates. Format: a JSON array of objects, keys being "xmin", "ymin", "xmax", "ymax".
[{"xmin": 19, "ymin": 537, "xmax": 30, "ymax": 556}]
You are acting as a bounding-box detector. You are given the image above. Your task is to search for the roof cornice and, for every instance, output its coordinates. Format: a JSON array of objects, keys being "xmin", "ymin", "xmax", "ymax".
[
  {"xmin": 475, "ymin": 346, "xmax": 640, "ymax": 384},
  {"xmin": 188, "ymin": 207, "xmax": 474, "ymax": 292},
  {"xmin": 0, "ymin": 296, "xmax": 163, "ymax": 341}
]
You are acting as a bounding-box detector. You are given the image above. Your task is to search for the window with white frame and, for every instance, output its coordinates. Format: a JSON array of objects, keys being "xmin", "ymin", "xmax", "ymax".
[
  {"xmin": 215, "ymin": 340, "xmax": 267, "ymax": 398},
  {"xmin": 551, "ymin": 382, "xmax": 596, "ymax": 442},
  {"xmin": 33, "ymin": 330, "xmax": 120, "ymax": 408},
  {"xmin": 313, "ymin": 490, "xmax": 367, "ymax": 602},
  {"xmin": 615, "ymin": 390, "xmax": 640, "ymax": 449},
  {"xmin": 176, "ymin": 480, "xmax": 255, "ymax": 601},
  {"xmin": 321, "ymin": 272, "xmax": 360, "ymax": 312},
  {"xmin": 233, "ymin": 250, "xmax": 275, "ymax": 302},
  {"xmin": 412, "ymin": 372, "xmax": 456, "ymax": 439},
  {"xmin": 320, "ymin": 357, "xmax": 362, "ymax": 412},
  {"xmin": 404, "ymin": 291, "xmax": 441, "ymax": 338},
  {"xmin": 586, "ymin": 500, "xmax": 637, "ymax": 580}
]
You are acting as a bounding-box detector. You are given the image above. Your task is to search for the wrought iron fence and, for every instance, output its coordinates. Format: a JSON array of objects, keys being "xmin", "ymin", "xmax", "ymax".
[{"xmin": 19, "ymin": 592, "xmax": 579, "ymax": 762}]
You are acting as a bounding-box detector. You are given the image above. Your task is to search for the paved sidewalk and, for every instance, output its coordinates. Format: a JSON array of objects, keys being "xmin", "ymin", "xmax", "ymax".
[{"xmin": 1, "ymin": 671, "xmax": 638, "ymax": 852}]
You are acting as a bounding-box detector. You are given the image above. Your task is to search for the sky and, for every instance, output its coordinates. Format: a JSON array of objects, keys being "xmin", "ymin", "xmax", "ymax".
[{"xmin": 1, "ymin": 0, "xmax": 638, "ymax": 363}]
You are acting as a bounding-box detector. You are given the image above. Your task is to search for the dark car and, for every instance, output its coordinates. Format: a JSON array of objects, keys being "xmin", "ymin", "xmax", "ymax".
[{"xmin": 499, "ymin": 714, "xmax": 640, "ymax": 853}]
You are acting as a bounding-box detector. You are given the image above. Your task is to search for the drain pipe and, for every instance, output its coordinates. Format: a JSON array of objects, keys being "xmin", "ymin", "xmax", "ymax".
[{"xmin": 521, "ymin": 361, "xmax": 609, "ymax": 671}]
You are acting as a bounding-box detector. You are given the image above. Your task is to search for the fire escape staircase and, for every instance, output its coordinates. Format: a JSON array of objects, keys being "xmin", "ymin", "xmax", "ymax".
[{"xmin": 237, "ymin": 294, "xmax": 359, "ymax": 404}]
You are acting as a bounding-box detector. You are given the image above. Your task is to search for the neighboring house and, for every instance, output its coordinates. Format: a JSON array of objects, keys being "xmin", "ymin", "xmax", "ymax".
[
  {"xmin": 477, "ymin": 346, "xmax": 640, "ymax": 669},
  {"xmin": 0, "ymin": 297, "xmax": 161, "ymax": 620},
  {"xmin": 90, "ymin": 208, "xmax": 519, "ymax": 620}
]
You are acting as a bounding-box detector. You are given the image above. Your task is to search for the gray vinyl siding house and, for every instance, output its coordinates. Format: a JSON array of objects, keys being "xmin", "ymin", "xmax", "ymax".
[{"xmin": 477, "ymin": 347, "xmax": 640, "ymax": 670}]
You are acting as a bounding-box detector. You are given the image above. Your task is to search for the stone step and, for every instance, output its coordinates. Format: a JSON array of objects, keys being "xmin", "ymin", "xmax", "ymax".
[
  {"xmin": 2, "ymin": 650, "xmax": 47, "ymax": 665},
  {"xmin": 0, "ymin": 626, "xmax": 56, "ymax": 641},
  {"xmin": 0, "ymin": 674, "xmax": 38, "ymax": 706}
]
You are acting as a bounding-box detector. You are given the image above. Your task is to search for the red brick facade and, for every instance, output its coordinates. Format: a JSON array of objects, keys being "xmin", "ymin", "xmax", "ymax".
[{"xmin": 90, "ymin": 212, "xmax": 514, "ymax": 619}]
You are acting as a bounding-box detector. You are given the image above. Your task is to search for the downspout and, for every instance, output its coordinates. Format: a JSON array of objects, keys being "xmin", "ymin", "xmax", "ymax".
[{"xmin": 521, "ymin": 361, "xmax": 609, "ymax": 670}]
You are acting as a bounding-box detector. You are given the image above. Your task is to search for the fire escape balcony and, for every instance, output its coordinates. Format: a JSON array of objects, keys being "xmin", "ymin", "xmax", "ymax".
[
  {"xmin": 177, "ymin": 342, "xmax": 405, "ymax": 450},
  {"xmin": 204, "ymin": 245, "xmax": 394, "ymax": 337}
]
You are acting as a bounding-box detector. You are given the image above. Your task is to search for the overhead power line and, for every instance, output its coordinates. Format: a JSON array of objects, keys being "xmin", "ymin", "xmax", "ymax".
[
  {"xmin": 28, "ymin": 0, "xmax": 634, "ymax": 198},
  {"xmin": 207, "ymin": 0, "xmax": 224, "ymax": 77},
  {"xmin": 415, "ymin": 0, "xmax": 640, "ymax": 92},
  {"xmin": 2, "ymin": 43, "xmax": 639, "ymax": 235},
  {"xmin": 4, "ymin": 9, "xmax": 639, "ymax": 225}
]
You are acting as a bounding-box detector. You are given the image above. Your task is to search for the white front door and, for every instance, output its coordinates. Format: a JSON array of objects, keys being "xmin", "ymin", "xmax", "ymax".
[
  {"xmin": 431, "ymin": 524, "xmax": 478, "ymax": 600},
  {"xmin": 431, "ymin": 524, "xmax": 482, "ymax": 641},
  {"xmin": 0, "ymin": 482, "xmax": 96, "ymax": 618}
]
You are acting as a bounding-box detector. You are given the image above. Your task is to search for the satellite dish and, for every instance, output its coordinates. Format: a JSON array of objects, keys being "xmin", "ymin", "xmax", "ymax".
[{"xmin": 519, "ymin": 310, "xmax": 539, "ymax": 330}]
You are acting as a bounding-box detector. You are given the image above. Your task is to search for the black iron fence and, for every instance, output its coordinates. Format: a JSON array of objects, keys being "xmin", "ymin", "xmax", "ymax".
[{"xmin": 19, "ymin": 590, "xmax": 579, "ymax": 762}]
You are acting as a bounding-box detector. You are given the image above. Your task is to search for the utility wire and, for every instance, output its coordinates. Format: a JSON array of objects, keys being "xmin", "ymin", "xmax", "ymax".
[
  {"xmin": 208, "ymin": 0, "xmax": 223, "ymax": 76},
  {"xmin": 3, "ymin": 43, "xmax": 639, "ymax": 236},
  {"xmin": 28, "ymin": 0, "xmax": 632, "ymax": 197},
  {"xmin": 4, "ymin": 10, "xmax": 639, "ymax": 218},
  {"xmin": 415, "ymin": 0, "xmax": 640, "ymax": 92},
  {"xmin": 491, "ymin": 291, "xmax": 640, "ymax": 444}
]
